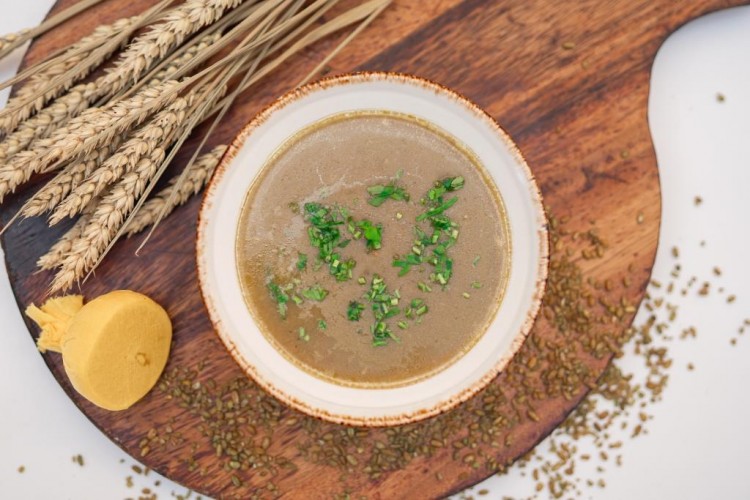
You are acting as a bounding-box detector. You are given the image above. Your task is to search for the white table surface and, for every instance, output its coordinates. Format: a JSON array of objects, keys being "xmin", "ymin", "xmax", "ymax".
[{"xmin": 1, "ymin": 3, "xmax": 748, "ymax": 499}]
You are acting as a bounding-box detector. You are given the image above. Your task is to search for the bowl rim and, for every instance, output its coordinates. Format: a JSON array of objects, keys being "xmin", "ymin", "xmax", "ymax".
[{"xmin": 196, "ymin": 71, "xmax": 549, "ymax": 427}]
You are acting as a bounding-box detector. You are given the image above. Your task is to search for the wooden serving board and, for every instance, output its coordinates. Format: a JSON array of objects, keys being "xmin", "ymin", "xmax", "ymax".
[{"xmin": 2, "ymin": 0, "xmax": 745, "ymax": 498}]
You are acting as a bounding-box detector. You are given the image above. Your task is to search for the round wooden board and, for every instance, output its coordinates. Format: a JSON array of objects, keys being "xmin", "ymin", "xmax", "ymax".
[{"xmin": 2, "ymin": 0, "xmax": 745, "ymax": 498}]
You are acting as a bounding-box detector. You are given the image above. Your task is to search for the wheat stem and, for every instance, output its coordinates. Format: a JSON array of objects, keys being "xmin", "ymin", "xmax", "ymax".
[
  {"xmin": 49, "ymin": 93, "xmax": 195, "ymax": 224},
  {"xmin": 300, "ymin": 1, "xmax": 390, "ymax": 85},
  {"xmin": 119, "ymin": 1, "xmax": 389, "ymax": 260},
  {"xmin": 138, "ymin": 1, "xmax": 300, "ymax": 246},
  {"xmin": 0, "ymin": 2, "xmax": 170, "ymax": 134},
  {"xmin": 49, "ymin": 146, "xmax": 168, "ymax": 293},
  {"xmin": 0, "ymin": 80, "xmax": 181, "ymax": 203}
]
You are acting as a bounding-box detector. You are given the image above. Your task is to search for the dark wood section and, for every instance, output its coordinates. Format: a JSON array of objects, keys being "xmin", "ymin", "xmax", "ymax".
[{"xmin": 2, "ymin": 0, "xmax": 745, "ymax": 497}]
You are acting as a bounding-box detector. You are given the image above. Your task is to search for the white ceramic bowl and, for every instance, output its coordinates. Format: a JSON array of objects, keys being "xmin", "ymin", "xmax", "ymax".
[{"xmin": 197, "ymin": 72, "xmax": 548, "ymax": 426}]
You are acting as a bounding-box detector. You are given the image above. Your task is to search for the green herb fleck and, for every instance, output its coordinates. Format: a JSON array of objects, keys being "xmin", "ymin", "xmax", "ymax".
[
  {"xmin": 418, "ymin": 282, "xmax": 432, "ymax": 293},
  {"xmin": 364, "ymin": 275, "xmax": 402, "ymax": 346},
  {"xmin": 347, "ymin": 301, "xmax": 365, "ymax": 321},
  {"xmin": 268, "ymin": 281, "xmax": 290, "ymax": 319},
  {"xmin": 303, "ymin": 203, "xmax": 356, "ymax": 281},
  {"xmin": 393, "ymin": 177, "xmax": 464, "ymax": 287},
  {"xmin": 393, "ymin": 253, "xmax": 422, "ymax": 276},
  {"xmin": 296, "ymin": 252, "xmax": 308, "ymax": 270},
  {"xmin": 356, "ymin": 220, "xmax": 383, "ymax": 250},
  {"xmin": 397, "ymin": 321, "xmax": 408, "ymax": 330},
  {"xmin": 301, "ymin": 284, "xmax": 328, "ymax": 301},
  {"xmin": 416, "ymin": 196, "xmax": 458, "ymax": 222},
  {"xmin": 471, "ymin": 281, "xmax": 483, "ymax": 289},
  {"xmin": 357, "ymin": 276, "xmax": 367, "ymax": 285},
  {"xmin": 367, "ymin": 177, "xmax": 410, "ymax": 207},
  {"xmin": 317, "ymin": 319, "xmax": 327, "ymax": 331},
  {"xmin": 298, "ymin": 327, "xmax": 309, "ymax": 341},
  {"xmin": 472, "ymin": 255, "xmax": 481, "ymax": 267}
]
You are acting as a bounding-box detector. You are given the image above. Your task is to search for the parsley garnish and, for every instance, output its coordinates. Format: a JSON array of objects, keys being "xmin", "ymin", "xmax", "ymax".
[
  {"xmin": 366, "ymin": 275, "xmax": 400, "ymax": 346},
  {"xmin": 416, "ymin": 196, "xmax": 458, "ymax": 222},
  {"xmin": 392, "ymin": 253, "xmax": 421, "ymax": 276},
  {"xmin": 301, "ymin": 284, "xmax": 328, "ymax": 301},
  {"xmin": 268, "ymin": 281, "xmax": 291, "ymax": 319},
  {"xmin": 347, "ymin": 301, "xmax": 365, "ymax": 321},
  {"xmin": 348, "ymin": 219, "xmax": 383, "ymax": 251},
  {"xmin": 298, "ymin": 327, "xmax": 309, "ymax": 341},
  {"xmin": 392, "ymin": 176, "xmax": 465, "ymax": 286},
  {"xmin": 367, "ymin": 185, "xmax": 410, "ymax": 207},
  {"xmin": 367, "ymin": 174, "xmax": 410, "ymax": 207},
  {"xmin": 404, "ymin": 298, "xmax": 428, "ymax": 319},
  {"xmin": 296, "ymin": 252, "xmax": 308, "ymax": 270},
  {"xmin": 318, "ymin": 319, "xmax": 327, "ymax": 331},
  {"xmin": 303, "ymin": 203, "xmax": 356, "ymax": 281}
]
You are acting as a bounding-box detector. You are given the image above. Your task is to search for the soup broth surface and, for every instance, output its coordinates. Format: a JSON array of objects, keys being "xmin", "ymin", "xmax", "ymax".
[{"xmin": 236, "ymin": 112, "xmax": 510, "ymax": 388}]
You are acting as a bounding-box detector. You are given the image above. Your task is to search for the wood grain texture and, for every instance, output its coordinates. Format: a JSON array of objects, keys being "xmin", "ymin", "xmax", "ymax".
[{"xmin": 2, "ymin": 0, "xmax": 746, "ymax": 498}]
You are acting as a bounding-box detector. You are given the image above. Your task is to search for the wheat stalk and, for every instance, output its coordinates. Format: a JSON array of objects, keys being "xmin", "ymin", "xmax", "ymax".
[
  {"xmin": 11, "ymin": 17, "xmax": 138, "ymax": 103},
  {"xmin": 0, "ymin": 31, "xmax": 224, "ymax": 165},
  {"xmin": 0, "ymin": 0, "xmax": 392, "ymax": 291},
  {"xmin": 49, "ymin": 93, "xmax": 195, "ymax": 224},
  {"xmin": 0, "ymin": 80, "xmax": 181, "ymax": 203},
  {"xmin": 114, "ymin": 0, "xmax": 391, "ymax": 259},
  {"xmin": 129, "ymin": 1, "xmax": 302, "ymax": 244},
  {"xmin": 19, "ymin": 136, "xmax": 124, "ymax": 219},
  {"xmin": 126, "ymin": 145, "xmax": 226, "ymax": 236},
  {"xmin": 50, "ymin": 147, "xmax": 166, "ymax": 293},
  {"xmin": 0, "ymin": 7, "xmax": 164, "ymax": 135}
]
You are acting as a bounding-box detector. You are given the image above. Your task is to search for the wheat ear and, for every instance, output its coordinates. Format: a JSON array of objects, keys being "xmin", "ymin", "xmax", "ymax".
[
  {"xmin": 0, "ymin": 82, "xmax": 96, "ymax": 162},
  {"xmin": 95, "ymin": 0, "xmax": 244, "ymax": 100},
  {"xmin": 0, "ymin": 15, "xmax": 146, "ymax": 134},
  {"xmin": 0, "ymin": 30, "xmax": 31, "ymax": 61},
  {"xmin": 37, "ymin": 216, "xmax": 88, "ymax": 271},
  {"xmin": 0, "ymin": 30, "xmax": 223, "ymax": 165},
  {"xmin": 49, "ymin": 147, "xmax": 166, "ymax": 293},
  {"xmin": 36, "ymin": 199, "xmax": 99, "ymax": 271},
  {"xmin": 50, "ymin": 93, "xmax": 194, "ymax": 223},
  {"xmin": 126, "ymin": 144, "xmax": 226, "ymax": 236},
  {"xmin": 12, "ymin": 17, "xmax": 138, "ymax": 103},
  {"xmin": 0, "ymin": 80, "xmax": 181, "ymax": 203},
  {"xmin": 20, "ymin": 136, "xmax": 124, "ymax": 219},
  {"xmin": 147, "ymin": 32, "xmax": 223, "ymax": 87}
]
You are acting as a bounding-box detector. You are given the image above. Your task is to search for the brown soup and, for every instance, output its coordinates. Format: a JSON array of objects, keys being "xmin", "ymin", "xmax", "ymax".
[{"xmin": 236, "ymin": 112, "xmax": 510, "ymax": 388}]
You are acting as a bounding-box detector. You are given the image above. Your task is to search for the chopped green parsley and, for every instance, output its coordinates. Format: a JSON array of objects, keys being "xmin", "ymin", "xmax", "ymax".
[
  {"xmin": 347, "ymin": 301, "xmax": 365, "ymax": 321},
  {"xmin": 367, "ymin": 180, "xmax": 410, "ymax": 207},
  {"xmin": 301, "ymin": 284, "xmax": 328, "ymax": 301}
]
